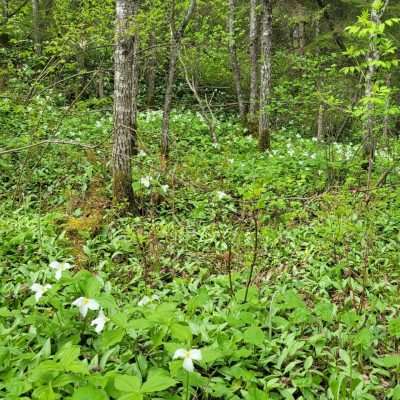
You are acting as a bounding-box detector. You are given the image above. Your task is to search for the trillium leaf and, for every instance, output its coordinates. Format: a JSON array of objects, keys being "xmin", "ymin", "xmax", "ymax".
[
  {"xmin": 242, "ymin": 326, "xmax": 265, "ymax": 347},
  {"xmin": 140, "ymin": 370, "xmax": 177, "ymax": 393},
  {"xmin": 114, "ymin": 374, "xmax": 141, "ymax": 392},
  {"xmin": 71, "ymin": 385, "xmax": 108, "ymax": 400}
]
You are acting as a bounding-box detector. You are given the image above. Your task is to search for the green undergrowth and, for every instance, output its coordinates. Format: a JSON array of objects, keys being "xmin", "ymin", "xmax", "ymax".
[{"xmin": 1, "ymin": 100, "xmax": 400, "ymax": 399}]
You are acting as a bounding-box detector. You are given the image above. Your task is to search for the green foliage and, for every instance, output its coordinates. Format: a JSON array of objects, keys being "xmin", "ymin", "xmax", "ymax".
[{"xmin": 1, "ymin": 103, "xmax": 400, "ymax": 398}]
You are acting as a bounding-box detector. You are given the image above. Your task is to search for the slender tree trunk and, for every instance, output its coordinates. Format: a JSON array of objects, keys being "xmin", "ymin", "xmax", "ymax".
[
  {"xmin": 32, "ymin": 0, "xmax": 41, "ymax": 55},
  {"xmin": 383, "ymin": 74, "xmax": 391, "ymax": 138},
  {"xmin": 112, "ymin": 0, "xmax": 137, "ymax": 211},
  {"xmin": 1, "ymin": 0, "xmax": 7, "ymax": 18},
  {"xmin": 161, "ymin": 0, "xmax": 196, "ymax": 160},
  {"xmin": 258, "ymin": 0, "xmax": 273, "ymax": 151},
  {"xmin": 161, "ymin": 38, "xmax": 179, "ymax": 159},
  {"xmin": 228, "ymin": 0, "xmax": 246, "ymax": 123},
  {"xmin": 146, "ymin": 32, "xmax": 157, "ymax": 108},
  {"xmin": 248, "ymin": 0, "xmax": 259, "ymax": 128},
  {"xmin": 97, "ymin": 69, "xmax": 104, "ymax": 98},
  {"xmin": 315, "ymin": 16, "xmax": 324, "ymax": 141},
  {"xmin": 363, "ymin": 0, "xmax": 389, "ymax": 179},
  {"xmin": 132, "ymin": 15, "xmax": 140, "ymax": 126}
]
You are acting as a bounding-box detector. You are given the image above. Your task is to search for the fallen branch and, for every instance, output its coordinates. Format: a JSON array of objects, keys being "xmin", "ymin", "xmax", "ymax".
[{"xmin": 0, "ymin": 140, "xmax": 97, "ymax": 156}]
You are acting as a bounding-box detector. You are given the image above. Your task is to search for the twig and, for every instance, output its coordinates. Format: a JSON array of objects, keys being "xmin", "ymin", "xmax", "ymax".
[{"xmin": 0, "ymin": 140, "xmax": 97, "ymax": 156}]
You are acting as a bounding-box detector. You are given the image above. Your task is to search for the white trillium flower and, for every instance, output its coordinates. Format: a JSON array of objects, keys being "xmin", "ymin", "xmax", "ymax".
[
  {"xmin": 140, "ymin": 176, "xmax": 151, "ymax": 188},
  {"xmin": 161, "ymin": 184, "xmax": 169, "ymax": 193},
  {"xmin": 50, "ymin": 261, "xmax": 73, "ymax": 281},
  {"xmin": 216, "ymin": 191, "xmax": 228, "ymax": 200},
  {"xmin": 138, "ymin": 150, "xmax": 147, "ymax": 157},
  {"xmin": 72, "ymin": 297, "xmax": 100, "ymax": 318},
  {"xmin": 173, "ymin": 348, "xmax": 202, "ymax": 372},
  {"xmin": 91, "ymin": 309, "xmax": 108, "ymax": 334},
  {"xmin": 31, "ymin": 283, "xmax": 52, "ymax": 302},
  {"xmin": 138, "ymin": 296, "xmax": 151, "ymax": 307}
]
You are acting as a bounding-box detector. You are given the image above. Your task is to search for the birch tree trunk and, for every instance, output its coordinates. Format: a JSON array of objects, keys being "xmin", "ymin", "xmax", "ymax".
[
  {"xmin": 228, "ymin": 0, "xmax": 246, "ymax": 123},
  {"xmin": 161, "ymin": 0, "xmax": 196, "ymax": 160},
  {"xmin": 112, "ymin": 0, "xmax": 137, "ymax": 211},
  {"xmin": 258, "ymin": 0, "xmax": 273, "ymax": 151},
  {"xmin": 248, "ymin": 0, "xmax": 259, "ymax": 128},
  {"xmin": 32, "ymin": 0, "xmax": 41, "ymax": 55}
]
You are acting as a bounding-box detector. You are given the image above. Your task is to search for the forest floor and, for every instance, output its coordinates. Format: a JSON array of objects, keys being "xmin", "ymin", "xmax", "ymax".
[{"xmin": 1, "ymin": 101, "xmax": 400, "ymax": 399}]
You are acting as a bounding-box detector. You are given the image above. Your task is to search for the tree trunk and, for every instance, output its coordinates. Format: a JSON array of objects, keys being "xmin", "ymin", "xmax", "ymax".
[
  {"xmin": 248, "ymin": 0, "xmax": 259, "ymax": 129},
  {"xmin": 112, "ymin": 0, "xmax": 138, "ymax": 212},
  {"xmin": 258, "ymin": 0, "xmax": 273, "ymax": 151},
  {"xmin": 32, "ymin": 0, "xmax": 41, "ymax": 55},
  {"xmin": 228, "ymin": 0, "xmax": 246, "ymax": 123},
  {"xmin": 146, "ymin": 32, "xmax": 157, "ymax": 108},
  {"xmin": 97, "ymin": 69, "xmax": 104, "ymax": 98},
  {"xmin": 132, "ymin": 14, "xmax": 140, "ymax": 126},
  {"xmin": 1, "ymin": 0, "xmax": 7, "ymax": 18},
  {"xmin": 161, "ymin": 0, "xmax": 196, "ymax": 160},
  {"xmin": 363, "ymin": 0, "xmax": 389, "ymax": 178}
]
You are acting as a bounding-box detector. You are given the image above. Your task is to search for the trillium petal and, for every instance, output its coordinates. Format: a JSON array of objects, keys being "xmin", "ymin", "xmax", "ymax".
[
  {"xmin": 80, "ymin": 303, "xmax": 89, "ymax": 318},
  {"xmin": 30, "ymin": 283, "xmax": 42, "ymax": 292},
  {"xmin": 182, "ymin": 357, "xmax": 194, "ymax": 372},
  {"xmin": 72, "ymin": 297, "xmax": 84, "ymax": 307},
  {"xmin": 173, "ymin": 349, "xmax": 187, "ymax": 359},
  {"xmin": 189, "ymin": 349, "xmax": 202, "ymax": 361},
  {"xmin": 50, "ymin": 261, "xmax": 60, "ymax": 270},
  {"xmin": 87, "ymin": 299, "xmax": 100, "ymax": 310},
  {"xmin": 55, "ymin": 270, "xmax": 62, "ymax": 281}
]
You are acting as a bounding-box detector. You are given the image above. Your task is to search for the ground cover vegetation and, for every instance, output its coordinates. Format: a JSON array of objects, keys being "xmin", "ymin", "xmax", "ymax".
[{"xmin": 1, "ymin": 0, "xmax": 400, "ymax": 399}]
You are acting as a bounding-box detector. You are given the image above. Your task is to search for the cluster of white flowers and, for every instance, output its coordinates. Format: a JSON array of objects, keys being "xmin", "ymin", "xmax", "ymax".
[
  {"xmin": 30, "ymin": 261, "xmax": 109, "ymax": 334},
  {"xmin": 72, "ymin": 297, "xmax": 108, "ymax": 333},
  {"xmin": 30, "ymin": 262, "xmax": 202, "ymax": 371}
]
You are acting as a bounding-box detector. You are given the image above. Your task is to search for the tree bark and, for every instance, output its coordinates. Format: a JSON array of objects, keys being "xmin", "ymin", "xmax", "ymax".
[
  {"xmin": 132, "ymin": 10, "xmax": 140, "ymax": 126},
  {"xmin": 228, "ymin": 0, "xmax": 246, "ymax": 123},
  {"xmin": 32, "ymin": 0, "xmax": 41, "ymax": 55},
  {"xmin": 161, "ymin": 0, "xmax": 196, "ymax": 160},
  {"xmin": 248, "ymin": 0, "xmax": 259, "ymax": 128},
  {"xmin": 146, "ymin": 31, "xmax": 157, "ymax": 108},
  {"xmin": 258, "ymin": 0, "xmax": 273, "ymax": 151},
  {"xmin": 363, "ymin": 0, "xmax": 389, "ymax": 179},
  {"xmin": 1, "ymin": 0, "xmax": 7, "ymax": 18},
  {"xmin": 112, "ymin": 0, "xmax": 138, "ymax": 212}
]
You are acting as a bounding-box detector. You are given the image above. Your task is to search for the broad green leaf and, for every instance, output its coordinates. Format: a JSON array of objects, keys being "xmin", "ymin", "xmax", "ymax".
[
  {"xmin": 243, "ymin": 326, "xmax": 265, "ymax": 347},
  {"xmin": 71, "ymin": 385, "xmax": 108, "ymax": 400},
  {"xmin": 114, "ymin": 375, "xmax": 141, "ymax": 393}
]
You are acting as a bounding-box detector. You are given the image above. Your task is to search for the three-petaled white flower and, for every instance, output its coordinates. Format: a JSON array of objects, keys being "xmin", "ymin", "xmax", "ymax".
[
  {"xmin": 31, "ymin": 283, "xmax": 52, "ymax": 302},
  {"xmin": 140, "ymin": 176, "xmax": 151, "ymax": 188},
  {"xmin": 173, "ymin": 348, "xmax": 202, "ymax": 372},
  {"xmin": 216, "ymin": 191, "xmax": 228, "ymax": 200},
  {"xmin": 138, "ymin": 295, "xmax": 151, "ymax": 306},
  {"xmin": 161, "ymin": 184, "xmax": 169, "ymax": 193},
  {"xmin": 50, "ymin": 261, "xmax": 73, "ymax": 281},
  {"xmin": 91, "ymin": 309, "xmax": 108, "ymax": 333},
  {"xmin": 138, "ymin": 150, "xmax": 147, "ymax": 157},
  {"xmin": 72, "ymin": 297, "xmax": 100, "ymax": 318}
]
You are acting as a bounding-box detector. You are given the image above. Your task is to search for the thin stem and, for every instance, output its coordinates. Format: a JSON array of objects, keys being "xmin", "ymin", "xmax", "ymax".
[
  {"xmin": 243, "ymin": 210, "xmax": 259, "ymax": 303},
  {"xmin": 185, "ymin": 371, "xmax": 190, "ymax": 400}
]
